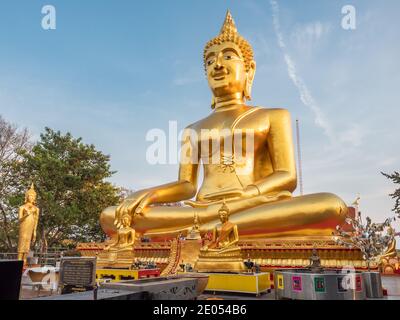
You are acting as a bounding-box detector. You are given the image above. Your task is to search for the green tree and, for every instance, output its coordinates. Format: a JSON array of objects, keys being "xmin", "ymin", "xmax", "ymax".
[
  {"xmin": 382, "ymin": 171, "xmax": 400, "ymax": 216},
  {"xmin": 18, "ymin": 127, "xmax": 121, "ymax": 248},
  {"xmin": 0, "ymin": 116, "xmax": 31, "ymax": 251}
]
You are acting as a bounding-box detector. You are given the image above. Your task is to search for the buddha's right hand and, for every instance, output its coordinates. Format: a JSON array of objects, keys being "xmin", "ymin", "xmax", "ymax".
[{"xmin": 115, "ymin": 191, "xmax": 149, "ymax": 227}]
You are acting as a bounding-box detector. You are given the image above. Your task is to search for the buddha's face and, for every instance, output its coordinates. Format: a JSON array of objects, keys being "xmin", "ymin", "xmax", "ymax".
[
  {"xmin": 27, "ymin": 194, "xmax": 36, "ymax": 204},
  {"xmin": 121, "ymin": 215, "xmax": 131, "ymax": 227},
  {"xmin": 205, "ymin": 42, "xmax": 255, "ymax": 99},
  {"xmin": 219, "ymin": 209, "xmax": 229, "ymax": 222}
]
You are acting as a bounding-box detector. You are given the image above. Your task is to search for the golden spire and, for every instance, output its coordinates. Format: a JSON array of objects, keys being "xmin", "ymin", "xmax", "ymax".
[
  {"xmin": 27, "ymin": 183, "xmax": 36, "ymax": 196},
  {"xmin": 220, "ymin": 10, "xmax": 237, "ymax": 35},
  {"xmin": 204, "ymin": 10, "xmax": 254, "ymax": 72}
]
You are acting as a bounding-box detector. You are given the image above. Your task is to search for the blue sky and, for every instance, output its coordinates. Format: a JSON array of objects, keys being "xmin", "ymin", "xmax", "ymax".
[{"xmin": 0, "ymin": 0, "xmax": 399, "ymax": 228}]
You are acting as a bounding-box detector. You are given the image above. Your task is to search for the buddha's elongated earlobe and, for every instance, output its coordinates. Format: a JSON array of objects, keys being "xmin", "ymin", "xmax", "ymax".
[
  {"xmin": 244, "ymin": 76, "xmax": 252, "ymax": 101},
  {"xmin": 244, "ymin": 60, "xmax": 256, "ymax": 101}
]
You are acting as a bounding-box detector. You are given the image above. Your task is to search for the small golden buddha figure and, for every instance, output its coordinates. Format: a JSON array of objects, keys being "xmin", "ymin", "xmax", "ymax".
[
  {"xmin": 104, "ymin": 213, "xmax": 135, "ymax": 251},
  {"xmin": 98, "ymin": 213, "xmax": 135, "ymax": 267},
  {"xmin": 379, "ymin": 226, "xmax": 400, "ymax": 273},
  {"xmin": 195, "ymin": 202, "xmax": 245, "ymax": 272},
  {"xmin": 100, "ymin": 11, "xmax": 347, "ymax": 241},
  {"xmin": 201, "ymin": 202, "xmax": 239, "ymax": 253},
  {"xmin": 381, "ymin": 226, "xmax": 397, "ymax": 260},
  {"xmin": 186, "ymin": 212, "xmax": 201, "ymax": 240},
  {"xmin": 308, "ymin": 248, "xmax": 323, "ymax": 273},
  {"xmin": 18, "ymin": 183, "xmax": 40, "ymax": 265}
]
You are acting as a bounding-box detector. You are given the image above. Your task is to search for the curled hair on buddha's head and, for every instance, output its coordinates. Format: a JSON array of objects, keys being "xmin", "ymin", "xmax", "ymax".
[{"xmin": 203, "ymin": 10, "xmax": 254, "ymax": 73}]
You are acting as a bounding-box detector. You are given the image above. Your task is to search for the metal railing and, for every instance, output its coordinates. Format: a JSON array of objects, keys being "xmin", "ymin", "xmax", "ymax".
[
  {"xmin": 0, "ymin": 248, "xmax": 69, "ymax": 266},
  {"xmin": 0, "ymin": 252, "xmax": 18, "ymax": 260}
]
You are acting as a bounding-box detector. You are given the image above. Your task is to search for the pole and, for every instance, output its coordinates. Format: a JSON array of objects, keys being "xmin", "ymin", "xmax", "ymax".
[{"xmin": 295, "ymin": 119, "xmax": 304, "ymax": 195}]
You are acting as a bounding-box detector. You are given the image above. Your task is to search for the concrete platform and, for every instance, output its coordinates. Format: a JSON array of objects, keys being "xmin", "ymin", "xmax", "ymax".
[{"xmin": 101, "ymin": 276, "xmax": 199, "ymax": 300}]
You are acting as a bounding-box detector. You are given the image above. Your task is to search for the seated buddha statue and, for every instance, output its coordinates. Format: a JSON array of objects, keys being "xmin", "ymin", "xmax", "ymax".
[
  {"xmin": 98, "ymin": 213, "xmax": 135, "ymax": 267},
  {"xmin": 201, "ymin": 202, "xmax": 240, "ymax": 253},
  {"xmin": 100, "ymin": 11, "xmax": 347, "ymax": 240},
  {"xmin": 380, "ymin": 226, "xmax": 398, "ymax": 260},
  {"xmin": 104, "ymin": 213, "xmax": 135, "ymax": 251},
  {"xmin": 195, "ymin": 201, "xmax": 245, "ymax": 272}
]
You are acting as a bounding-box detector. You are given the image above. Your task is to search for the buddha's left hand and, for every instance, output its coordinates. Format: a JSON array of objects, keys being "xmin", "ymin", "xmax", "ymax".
[{"xmin": 134, "ymin": 191, "xmax": 157, "ymax": 216}]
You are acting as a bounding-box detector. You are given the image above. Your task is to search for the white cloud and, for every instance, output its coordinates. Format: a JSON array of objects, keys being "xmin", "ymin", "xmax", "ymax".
[
  {"xmin": 270, "ymin": 0, "xmax": 334, "ymax": 141},
  {"xmin": 338, "ymin": 124, "xmax": 365, "ymax": 147},
  {"xmin": 291, "ymin": 21, "xmax": 331, "ymax": 48}
]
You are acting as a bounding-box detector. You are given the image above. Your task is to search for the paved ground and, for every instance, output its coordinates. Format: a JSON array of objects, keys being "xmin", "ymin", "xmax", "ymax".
[
  {"xmin": 199, "ymin": 292, "xmax": 275, "ymax": 300},
  {"xmin": 20, "ymin": 287, "xmax": 54, "ymax": 299}
]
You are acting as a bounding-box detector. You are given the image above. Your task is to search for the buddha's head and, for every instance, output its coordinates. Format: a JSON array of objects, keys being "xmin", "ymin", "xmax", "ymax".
[
  {"xmin": 218, "ymin": 201, "xmax": 230, "ymax": 223},
  {"xmin": 25, "ymin": 183, "xmax": 37, "ymax": 204},
  {"xmin": 204, "ymin": 11, "xmax": 256, "ymax": 108},
  {"xmin": 121, "ymin": 214, "xmax": 132, "ymax": 227}
]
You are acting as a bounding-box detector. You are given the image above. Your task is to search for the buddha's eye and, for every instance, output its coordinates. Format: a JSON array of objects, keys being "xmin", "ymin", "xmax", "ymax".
[
  {"xmin": 207, "ymin": 59, "xmax": 214, "ymax": 66},
  {"xmin": 223, "ymin": 50, "xmax": 240, "ymax": 60}
]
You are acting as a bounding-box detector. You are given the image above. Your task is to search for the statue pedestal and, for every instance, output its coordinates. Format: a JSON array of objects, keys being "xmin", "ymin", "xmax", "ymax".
[
  {"xmin": 240, "ymin": 237, "xmax": 369, "ymax": 270},
  {"xmin": 97, "ymin": 248, "xmax": 134, "ymax": 268},
  {"xmin": 77, "ymin": 236, "xmax": 372, "ymax": 275},
  {"xmin": 178, "ymin": 238, "xmax": 202, "ymax": 270},
  {"xmin": 274, "ymin": 269, "xmax": 367, "ymax": 300},
  {"xmin": 195, "ymin": 247, "xmax": 245, "ymax": 273},
  {"xmin": 204, "ymin": 272, "xmax": 271, "ymax": 295},
  {"xmin": 96, "ymin": 268, "xmax": 160, "ymax": 283}
]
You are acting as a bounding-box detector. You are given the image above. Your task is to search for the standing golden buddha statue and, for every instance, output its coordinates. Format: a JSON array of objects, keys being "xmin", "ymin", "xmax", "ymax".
[
  {"xmin": 17, "ymin": 183, "xmax": 40, "ymax": 265},
  {"xmin": 100, "ymin": 11, "xmax": 347, "ymax": 241}
]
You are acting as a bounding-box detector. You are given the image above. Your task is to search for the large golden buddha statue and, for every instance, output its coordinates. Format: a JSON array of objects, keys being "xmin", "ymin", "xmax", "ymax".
[{"xmin": 100, "ymin": 11, "xmax": 347, "ymax": 240}]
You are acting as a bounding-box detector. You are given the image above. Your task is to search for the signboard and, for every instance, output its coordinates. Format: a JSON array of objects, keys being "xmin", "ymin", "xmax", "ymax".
[
  {"xmin": 277, "ymin": 274, "xmax": 284, "ymax": 290},
  {"xmin": 292, "ymin": 276, "xmax": 302, "ymax": 292},
  {"xmin": 314, "ymin": 277, "xmax": 326, "ymax": 293},
  {"xmin": 0, "ymin": 260, "xmax": 23, "ymax": 300},
  {"xmin": 59, "ymin": 257, "xmax": 96, "ymax": 294}
]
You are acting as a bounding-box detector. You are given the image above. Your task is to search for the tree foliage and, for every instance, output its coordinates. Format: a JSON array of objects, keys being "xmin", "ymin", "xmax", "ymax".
[
  {"xmin": 0, "ymin": 116, "xmax": 31, "ymax": 250},
  {"xmin": 16, "ymin": 127, "xmax": 122, "ymax": 248},
  {"xmin": 0, "ymin": 118, "xmax": 124, "ymax": 251},
  {"xmin": 382, "ymin": 171, "xmax": 400, "ymax": 217}
]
